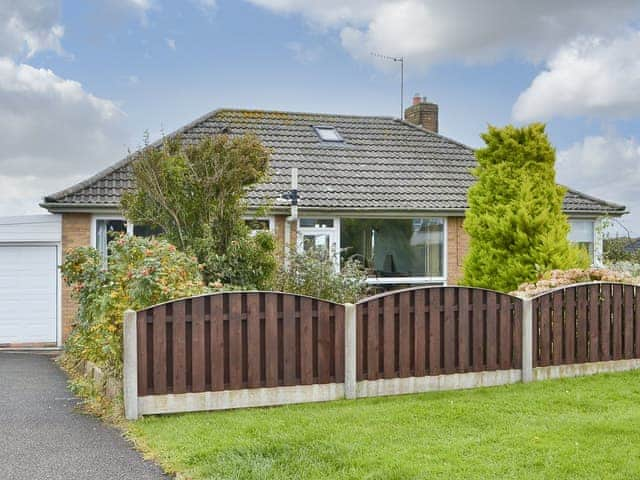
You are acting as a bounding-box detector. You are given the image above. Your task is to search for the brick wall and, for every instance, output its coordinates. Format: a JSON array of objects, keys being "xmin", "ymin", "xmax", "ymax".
[
  {"xmin": 61, "ymin": 213, "xmax": 92, "ymax": 341},
  {"xmin": 447, "ymin": 216, "xmax": 470, "ymax": 285}
]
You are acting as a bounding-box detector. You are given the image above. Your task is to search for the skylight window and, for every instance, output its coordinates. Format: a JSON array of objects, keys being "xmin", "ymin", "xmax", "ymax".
[{"xmin": 313, "ymin": 126, "xmax": 343, "ymax": 142}]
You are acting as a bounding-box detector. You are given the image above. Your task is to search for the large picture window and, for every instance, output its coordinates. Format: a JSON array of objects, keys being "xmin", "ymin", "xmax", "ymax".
[{"xmin": 340, "ymin": 218, "xmax": 445, "ymax": 279}]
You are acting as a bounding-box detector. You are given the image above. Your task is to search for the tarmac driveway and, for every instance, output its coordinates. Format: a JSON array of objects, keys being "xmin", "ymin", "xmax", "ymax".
[{"xmin": 0, "ymin": 352, "xmax": 167, "ymax": 480}]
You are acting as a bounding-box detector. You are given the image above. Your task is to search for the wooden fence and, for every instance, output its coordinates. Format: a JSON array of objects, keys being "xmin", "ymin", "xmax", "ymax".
[
  {"xmin": 122, "ymin": 283, "xmax": 640, "ymax": 419},
  {"xmin": 532, "ymin": 283, "xmax": 640, "ymax": 367},
  {"xmin": 355, "ymin": 287, "xmax": 522, "ymax": 381},
  {"xmin": 135, "ymin": 292, "xmax": 345, "ymax": 396}
]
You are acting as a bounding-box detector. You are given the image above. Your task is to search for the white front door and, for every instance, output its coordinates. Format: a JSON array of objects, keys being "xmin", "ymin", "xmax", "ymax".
[{"xmin": 0, "ymin": 245, "xmax": 58, "ymax": 344}]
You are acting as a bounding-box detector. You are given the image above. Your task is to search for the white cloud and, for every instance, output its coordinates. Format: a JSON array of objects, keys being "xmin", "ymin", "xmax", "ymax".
[
  {"xmin": 247, "ymin": 1, "xmax": 639, "ymax": 67},
  {"xmin": 286, "ymin": 41, "xmax": 322, "ymax": 64},
  {"xmin": 165, "ymin": 37, "xmax": 176, "ymax": 50},
  {"xmin": 513, "ymin": 33, "xmax": 640, "ymax": 122},
  {"xmin": 557, "ymin": 134, "xmax": 640, "ymax": 234},
  {"xmin": 0, "ymin": 0, "xmax": 64, "ymax": 57},
  {"xmin": 0, "ymin": 58, "xmax": 128, "ymax": 213}
]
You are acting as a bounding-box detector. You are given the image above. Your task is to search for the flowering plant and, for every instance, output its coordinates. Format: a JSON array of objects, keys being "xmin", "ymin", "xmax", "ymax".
[{"xmin": 61, "ymin": 234, "xmax": 206, "ymax": 376}]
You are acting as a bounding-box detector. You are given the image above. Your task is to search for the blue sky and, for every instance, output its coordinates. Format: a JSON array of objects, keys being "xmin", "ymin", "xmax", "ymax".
[{"xmin": 2, "ymin": 0, "xmax": 640, "ymax": 236}]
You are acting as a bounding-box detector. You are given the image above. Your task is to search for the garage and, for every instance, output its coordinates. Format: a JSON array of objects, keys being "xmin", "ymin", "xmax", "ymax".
[{"xmin": 0, "ymin": 215, "xmax": 61, "ymax": 347}]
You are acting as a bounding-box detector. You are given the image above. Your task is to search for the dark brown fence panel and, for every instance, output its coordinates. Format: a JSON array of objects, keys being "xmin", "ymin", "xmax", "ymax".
[
  {"xmin": 137, "ymin": 292, "xmax": 345, "ymax": 396},
  {"xmin": 532, "ymin": 283, "xmax": 638, "ymax": 367},
  {"xmin": 355, "ymin": 287, "xmax": 523, "ymax": 381}
]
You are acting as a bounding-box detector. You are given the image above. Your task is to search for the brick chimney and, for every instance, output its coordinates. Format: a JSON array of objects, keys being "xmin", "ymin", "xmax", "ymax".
[{"xmin": 404, "ymin": 93, "xmax": 438, "ymax": 133}]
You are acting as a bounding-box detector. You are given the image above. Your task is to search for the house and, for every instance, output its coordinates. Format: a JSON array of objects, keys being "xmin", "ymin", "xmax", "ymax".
[{"xmin": 35, "ymin": 95, "xmax": 625, "ymax": 344}]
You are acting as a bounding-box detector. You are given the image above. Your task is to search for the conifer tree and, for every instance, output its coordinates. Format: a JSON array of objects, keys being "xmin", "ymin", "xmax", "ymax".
[{"xmin": 463, "ymin": 124, "xmax": 590, "ymax": 291}]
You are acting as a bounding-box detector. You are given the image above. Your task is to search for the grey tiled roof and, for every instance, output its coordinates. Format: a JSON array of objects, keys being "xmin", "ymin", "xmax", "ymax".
[{"xmin": 43, "ymin": 109, "xmax": 626, "ymax": 215}]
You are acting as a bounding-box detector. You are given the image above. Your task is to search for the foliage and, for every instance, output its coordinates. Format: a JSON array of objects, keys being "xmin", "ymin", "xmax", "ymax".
[
  {"xmin": 463, "ymin": 123, "xmax": 590, "ymax": 292},
  {"xmin": 61, "ymin": 235, "xmax": 206, "ymax": 376},
  {"xmin": 121, "ymin": 134, "xmax": 277, "ymax": 286},
  {"xmin": 273, "ymin": 248, "xmax": 368, "ymax": 303},
  {"xmin": 604, "ymin": 236, "xmax": 640, "ymax": 264},
  {"xmin": 512, "ymin": 267, "xmax": 640, "ymax": 297},
  {"xmin": 129, "ymin": 370, "xmax": 640, "ymax": 479},
  {"xmin": 195, "ymin": 228, "xmax": 277, "ymax": 289}
]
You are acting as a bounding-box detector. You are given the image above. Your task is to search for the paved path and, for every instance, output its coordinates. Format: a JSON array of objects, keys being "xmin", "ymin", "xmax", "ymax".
[{"xmin": 0, "ymin": 352, "xmax": 167, "ymax": 480}]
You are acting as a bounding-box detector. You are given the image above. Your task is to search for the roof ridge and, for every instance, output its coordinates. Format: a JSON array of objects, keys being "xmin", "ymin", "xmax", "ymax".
[
  {"xmin": 396, "ymin": 119, "xmax": 476, "ymax": 152},
  {"xmin": 216, "ymin": 107, "xmax": 396, "ymax": 120}
]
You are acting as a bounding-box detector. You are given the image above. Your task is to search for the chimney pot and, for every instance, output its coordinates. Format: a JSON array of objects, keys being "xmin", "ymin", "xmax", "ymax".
[{"xmin": 412, "ymin": 93, "xmax": 421, "ymax": 106}]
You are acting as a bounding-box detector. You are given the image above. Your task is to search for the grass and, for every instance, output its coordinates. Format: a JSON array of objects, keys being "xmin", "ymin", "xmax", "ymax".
[{"xmin": 128, "ymin": 371, "xmax": 640, "ymax": 479}]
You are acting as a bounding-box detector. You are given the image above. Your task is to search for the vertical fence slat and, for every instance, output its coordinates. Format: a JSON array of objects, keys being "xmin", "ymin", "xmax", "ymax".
[
  {"xmin": 172, "ymin": 301, "xmax": 186, "ymax": 394},
  {"xmin": 136, "ymin": 311, "xmax": 148, "ymax": 396},
  {"xmin": 356, "ymin": 304, "xmax": 364, "ymax": 381},
  {"xmin": 264, "ymin": 293, "xmax": 279, "ymax": 387},
  {"xmin": 588, "ymin": 284, "xmax": 600, "ymax": 362},
  {"xmin": 300, "ymin": 297, "xmax": 314, "ymax": 385},
  {"xmin": 531, "ymin": 299, "xmax": 538, "ymax": 368},
  {"xmin": 228, "ymin": 294, "xmax": 243, "ymax": 389},
  {"xmin": 429, "ymin": 288, "xmax": 441, "ymax": 375},
  {"xmin": 485, "ymin": 292, "xmax": 498, "ymax": 371},
  {"xmin": 399, "ymin": 292, "xmax": 412, "ymax": 377},
  {"xmin": 539, "ymin": 294, "xmax": 551, "ymax": 366},
  {"xmin": 471, "ymin": 289, "xmax": 484, "ymax": 372},
  {"xmin": 564, "ymin": 288, "xmax": 576, "ymax": 364},
  {"xmin": 457, "ymin": 288, "xmax": 470, "ymax": 373},
  {"xmin": 513, "ymin": 299, "xmax": 523, "ymax": 369},
  {"xmin": 498, "ymin": 295, "xmax": 511, "ymax": 370},
  {"xmin": 612, "ymin": 284, "xmax": 623, "ymax": 360},
  {"xmin": 317, "ymin": 301, "xmax": 331, "ymax": 384},
  {"xmin": 414, "ymin": 289, "xmax": 426, "ymax": 377},
  {"xmin": 635, "ymin": 286, "xmax": 640, "ymax": 359},
  {"xmin": 191, "ymin": 297, "xmax": 206, "ymax": 393},
  {"xmin": 383, "ymin": 295, "xmax": 396, "ymax": 378},
  {"xmin": 210, "ymin": 295, "xmax": 224, "ymax": 391},
  {"xmin": 334, "ymin": 305, "xmax": 345, "ymax": 383},
  {"xmin": 152, "ymin": 305, "xmax": 167, "ymax": 394},
  {"xmin": 246, "ymin": 293, "xmax": 261, "ymax": 388},
  {"xmin": 443, "ymin": 289, "xmax": 456, "ymax": 374},
  {"xmin": 282, "ymin": 294, "xmax": 297, "ymax": 386},
  {"xmin": 575, "ymin": 287, "xmax": 588, "ymax": 363},
  {"xmin": 623, "ymin": 285, "xmax": 634, "ymax": 359},
  {"xmin": 551, "ymin": 291, "xmax": 563, "ymax": 365},
  {"xmin": 601, "ymin": 285, "xmax": 612, "ymax": 361},
  {"xmin": 367, "ymin": 300, "xmax": 379, "ymax": 380}
]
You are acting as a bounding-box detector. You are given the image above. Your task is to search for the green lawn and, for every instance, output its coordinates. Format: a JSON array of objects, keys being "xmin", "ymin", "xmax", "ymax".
[{"xmin": 128, "ymin": 371, "xmax": 640, "ymax": 479}]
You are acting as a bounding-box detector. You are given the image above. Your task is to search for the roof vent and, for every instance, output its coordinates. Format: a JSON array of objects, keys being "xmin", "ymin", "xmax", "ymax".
[{"xmin": 313, "ymin": 125, "xmax": 343, "ymax": 142}]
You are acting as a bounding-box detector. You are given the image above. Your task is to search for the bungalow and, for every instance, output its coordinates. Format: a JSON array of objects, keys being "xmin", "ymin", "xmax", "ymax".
[{"xmin": 40, "ymin": 95, "xmax": 626, "ymax": 342}]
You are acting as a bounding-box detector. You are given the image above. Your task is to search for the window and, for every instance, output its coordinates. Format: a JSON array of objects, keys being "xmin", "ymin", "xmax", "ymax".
[
  {"xmin": 299, "ymin": 218, "xmax": 334, "ymax": 228},
  {"xmin": 313, "ymin": 126, "xmax": 343, "ymax": 142},
  {"xmin": 569, "ymin": 219, "xmax": 595, "ymax": 260},
  {"xmin": 297, "ymin": 217, "xmax": 338, "ymax": 269},
  {"xmin": 133, "ymin": 224, "xmax": 163, "ymax": 237},
  {"xmin": 340, "ymin": 218, "xmax": 445, "ymax": 279},
  {"xmin": 95, "ymin": 219, "xmax": 127, "ymax": 258}
]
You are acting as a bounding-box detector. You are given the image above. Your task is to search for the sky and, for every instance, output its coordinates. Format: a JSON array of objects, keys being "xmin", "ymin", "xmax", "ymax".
[{"xmin": 2, "ymin": 0, "xmax": 640, "ymax": 237}]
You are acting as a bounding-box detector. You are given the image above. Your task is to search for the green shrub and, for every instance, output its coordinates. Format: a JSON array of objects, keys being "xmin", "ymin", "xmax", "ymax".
[
  {"xmin": 273, "ymin": 249, "xmax": 369, "ymax": 303},
  {"xmin": 195, "ymin": 228, "xmax": 277, "ymax": 289},
  {"xmin": 61, "ymin": 235, "xmax": 206, "ymax": 377}
]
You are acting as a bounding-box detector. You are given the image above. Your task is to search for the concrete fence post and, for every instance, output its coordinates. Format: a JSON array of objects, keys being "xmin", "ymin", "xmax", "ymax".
[
  {"xmin": 123, "ymin": 309, "xmax": 139, "ymax": 420},
  {"xmin": 344, "ymin": 303, "xmax": 357, "ymax": 400},
  {"xmin": 521, "ymin": 298, "xmax": 534, "ymax": 383}
]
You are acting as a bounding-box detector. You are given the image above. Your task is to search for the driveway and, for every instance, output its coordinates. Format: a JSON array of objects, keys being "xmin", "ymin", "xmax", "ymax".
[{"xmin": 0, "ymin": 352, "xmax": 167, "ymax": 480}]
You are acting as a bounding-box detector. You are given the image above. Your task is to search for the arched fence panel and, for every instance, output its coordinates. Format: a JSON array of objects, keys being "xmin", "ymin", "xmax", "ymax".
[
  {"xmin": 355, "ymin": 287, "xmax": 523, "ymax": 382},
  {"xmin": 135, "ymin": 292, "xmax": 345, "ymax": 397},
  {"xmin": 532, "ymin": 283, "xmax": 640, "ymax": 368}
]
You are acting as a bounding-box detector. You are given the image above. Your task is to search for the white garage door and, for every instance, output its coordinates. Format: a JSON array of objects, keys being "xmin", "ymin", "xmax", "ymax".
[{"xmin": 0, "ymin": 245, "xmax": 58, "ymax": 344}]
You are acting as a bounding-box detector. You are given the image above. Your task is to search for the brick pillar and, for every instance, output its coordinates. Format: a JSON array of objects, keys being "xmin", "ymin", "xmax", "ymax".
[
  {"xmin": 61, "ymin": 213, "xmax": 92, "ymax": 341},
  {"xmin": 446, "ymin": 216, "xmax": 470, "ymax": 285}
]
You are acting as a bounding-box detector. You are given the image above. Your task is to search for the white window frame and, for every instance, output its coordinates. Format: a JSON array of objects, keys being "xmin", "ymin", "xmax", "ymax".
[
  {"xmin": 90, "ymin": 214, "xmax": 130, "ymax": 255},
  {"xmin": 243, "ymin": 215, "xmax": 275, "ymax": 236},
  {"xmin": 568, "ymin": 217, "xmax": 598, "ymax": 266},
  {"xmin": 296, "ymin": 217, "xmax": 341, "ymax": 272},
  {"xmin": 346, "ymin": 216, "xmax": 448, "ymax": 286}
]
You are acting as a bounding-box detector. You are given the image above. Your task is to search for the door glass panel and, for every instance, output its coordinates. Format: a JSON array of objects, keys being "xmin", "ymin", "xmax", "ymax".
[{"xmin": 303, "ymin": 233, "xmax": 331, "ymax": 253}]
